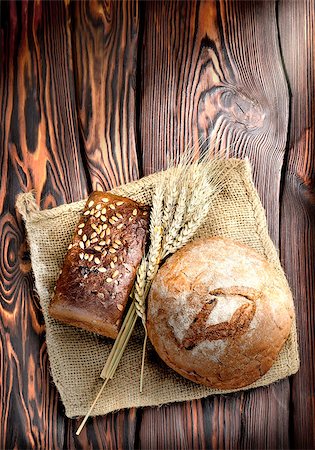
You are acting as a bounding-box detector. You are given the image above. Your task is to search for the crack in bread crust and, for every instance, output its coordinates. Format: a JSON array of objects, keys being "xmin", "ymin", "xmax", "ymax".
[{"xmin": 181, "ymin": 287, "xmax": 260, "ymax": 349}]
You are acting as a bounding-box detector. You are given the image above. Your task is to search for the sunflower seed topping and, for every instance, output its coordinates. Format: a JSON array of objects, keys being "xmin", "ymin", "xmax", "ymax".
[
  {"xmin": 88, "ymin": 200, "xmax": 94, "ymax": 208},
  {"xmin": 94, "ymin": 257, "xmax": 101, "ymax": 264},
  {"xmin": 116, "ymin": 201, "xmax": 124, "ymax": 206}
]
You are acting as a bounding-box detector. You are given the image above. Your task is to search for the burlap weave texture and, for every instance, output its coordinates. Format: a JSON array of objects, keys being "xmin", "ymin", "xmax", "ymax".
[{"xmin": 16, "ymin": 159, "xmax": 299, "ymax": 418}]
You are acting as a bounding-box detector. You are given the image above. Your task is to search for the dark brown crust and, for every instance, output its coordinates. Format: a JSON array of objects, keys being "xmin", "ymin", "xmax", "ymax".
[{"xmin": 49, "ymin": 191, "xmax": 149, "ymax": 338}]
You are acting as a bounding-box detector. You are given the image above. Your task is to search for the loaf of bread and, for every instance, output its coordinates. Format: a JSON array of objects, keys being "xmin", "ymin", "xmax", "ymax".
[
  {"xmin": 49, "ymin": 192, "xmax": 149, "ymax": 338},
  {"xmin": 147, "ymin": 237, "xmax": 294, "ymax": 389}
]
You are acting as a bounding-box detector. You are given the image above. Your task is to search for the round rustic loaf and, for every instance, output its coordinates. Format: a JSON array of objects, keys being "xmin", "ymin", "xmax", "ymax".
[{"xmin": 147, "ymin": 237, "xmax": 294, "ymax": 389}]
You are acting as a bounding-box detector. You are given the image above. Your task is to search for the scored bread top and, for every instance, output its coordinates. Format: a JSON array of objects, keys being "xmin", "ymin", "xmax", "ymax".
[
  {"xmin": 147, "ymin": 237, "xmax": 294, "ymax": 389},
  {"xmin": 49, "ymin": 191, "xmax": 149, "ymax": 338}
]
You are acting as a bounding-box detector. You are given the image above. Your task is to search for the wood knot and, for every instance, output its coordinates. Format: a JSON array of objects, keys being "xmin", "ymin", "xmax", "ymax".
[
  {"xmin": 198, "ymin": 86, "xmax": 266, "ymax": 135},
  {"xmin": 0, "ymin": 214, "xmax": 31, "ymax": 276},
  {"xmin": 19, "ymin": 240, "xmax": 32, "ymax": 274},
  {"xmin": 89, "ymin": 0, "xmax": 113, "ymax": 29}
]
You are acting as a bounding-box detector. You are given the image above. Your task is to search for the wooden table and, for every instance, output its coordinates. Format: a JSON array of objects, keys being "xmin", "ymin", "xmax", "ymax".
[{"xmin": 1, "ymin": 1, "xmax": 314, "ymax": 449}]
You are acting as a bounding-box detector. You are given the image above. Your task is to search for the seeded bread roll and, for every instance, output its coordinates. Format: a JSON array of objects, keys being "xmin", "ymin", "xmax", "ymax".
[
  {"xmin": 49, "ymin": 192, "xmax": 149, "ymax": 339},
  {"xmin": 147, "ymin": 237, "xmax": 294, "ymax": 389}
]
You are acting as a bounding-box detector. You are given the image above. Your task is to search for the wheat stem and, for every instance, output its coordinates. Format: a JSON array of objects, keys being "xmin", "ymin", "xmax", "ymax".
[
  {"xmin": 139, "ymin": 326, "xmax": 148, "ymax": 393},
  {"xmin": 100, "ymin": 300, "xmax": 136, "ymax": 379},
  {"xmin": 78, "ymin": 140, "xmax": 233, "ymax": 434},
  {"xmin": 109, "ymin": 307, "xmax": 138, "ymax": 377},
  {"xmin": 76, "ymin": 377, "xmax": 111, "ymax": 435}
]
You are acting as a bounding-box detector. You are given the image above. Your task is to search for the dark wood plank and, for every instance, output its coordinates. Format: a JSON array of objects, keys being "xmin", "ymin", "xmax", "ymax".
[
  {"xmin": 141, "ymin": 0, "xmax": 289, "ymax": 247},
  {"xmin": 72, "ymin": 0, "xmax": 140, "ymax": 191},
  {"xmin": 278, "ymin": 1, "xmax": 315, "ymax": 449},
  {"xmin": 140, "ymin": 1, "xmax": 291, "ymax": 449},
  {"xmin": 0, "ymin": 1, "xmax": 87, "ymax": 449},
  {"xmin": 69, "ymin": 1, "xmax": 140, "ymax": 448}
]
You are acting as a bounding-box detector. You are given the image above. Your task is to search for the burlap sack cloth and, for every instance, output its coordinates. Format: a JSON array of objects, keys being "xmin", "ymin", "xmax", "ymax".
[{"xmin": 16, "ymin": 159, "xmax": 299, "ymax": 418}]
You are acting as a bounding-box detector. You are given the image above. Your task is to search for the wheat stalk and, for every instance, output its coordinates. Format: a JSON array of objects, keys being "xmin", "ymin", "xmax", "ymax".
[
  {"xmin": 132, "ymin": 156, "xmax": 231, "ymax": 391},
  {"xmin": 76, "ymin": 142, "xmax": 233, "ymax": 434},
  {"xmin": 134, "ymin": 258, "xmax": 147, "ymax": 324},
  {"xmin": 162, "ymin": 183, "xmax": 187, "ymax": 256},
  {"xmin": 161, "ymin": 169, "xmax": 180, "ymax": 230}
]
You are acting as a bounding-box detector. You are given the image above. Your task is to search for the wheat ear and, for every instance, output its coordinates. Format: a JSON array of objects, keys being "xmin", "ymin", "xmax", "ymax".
[{"xmin": 134, "ymin": 258, "xmax": 147, "ymax": 324}]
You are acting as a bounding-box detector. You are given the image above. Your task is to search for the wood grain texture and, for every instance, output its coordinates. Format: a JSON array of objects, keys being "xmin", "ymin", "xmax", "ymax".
[
  {"xmin": 72, "ymin": 0, "xmax": 140, "ymax": 191},
  {"xmin": 139, "ymin": 1, "xmax": 291, "ymax": 449},
  {"xmin": 1, "ymin": 0, "xmax": 314, "ymax": 448},
  {"xmin": 140, "ymin": 0, "xmax": 289, "ymax": 246},
  {"xmin": 136, "ymin": 401, "xmax": 206, "ymax": 450},
  {"xmin": 0, "ymin": 1, "xmax": 87, "ymax": 449},
  {"xmin": 278, "ymin": 1, "xmax": 315, "ymax": 449},
  {"xmin": 68, "ymin": 1, "xmax": 140, "ymax": 448}
]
